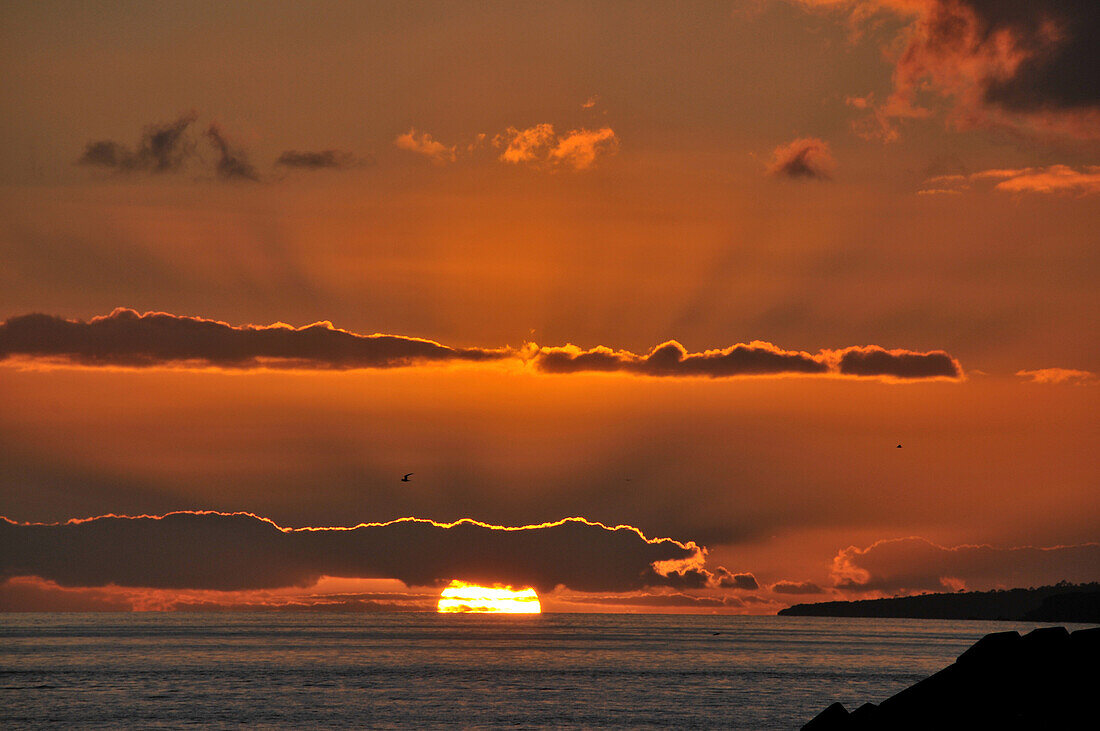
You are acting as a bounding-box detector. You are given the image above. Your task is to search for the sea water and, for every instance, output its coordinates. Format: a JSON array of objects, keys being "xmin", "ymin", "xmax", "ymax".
[{"xmin": 1, "ymin": 613, "xmax": 1088, "ymax": 729}]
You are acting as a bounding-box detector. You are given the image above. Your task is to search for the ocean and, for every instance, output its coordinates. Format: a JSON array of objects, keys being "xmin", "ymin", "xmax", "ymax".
[{"xmin": 1, "ymin": 613, "xmax": 1087, "ymax": 729}]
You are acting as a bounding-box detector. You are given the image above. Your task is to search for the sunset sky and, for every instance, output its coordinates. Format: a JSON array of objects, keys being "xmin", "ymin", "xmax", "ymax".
[{"xmin": 1, "ymin": 0, "xmax": 1097, "ymax": 613}]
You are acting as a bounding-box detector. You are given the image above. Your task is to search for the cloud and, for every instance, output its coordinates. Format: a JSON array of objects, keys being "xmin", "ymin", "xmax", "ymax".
[
  {"xmin": 922, "ymin": 165, "xmax": 1100, "ymax": 196},
  {"xmin": 832, "ymin": 345, "xmax": 963, "ymax": 380},
  {"xmin": 0, "ymin": 308, "xmax": 508, "ymax": 370},
  {"xmin": 394, "ymin": 128, "xmax": 457, "ymax": 164},
  {"xmin": 0, "ymin": 512, "xmax": 706, "ymax": 594},
  {"xmin": 767, "ymin": 137, "xmax": 835, "ymax": 180},
  {"xmin": 770, "ymin": 580, "xmax": 824, "ymax": 595},
  {"xmin": 0, "ymin": 575, "xmax": 438, "ymax": 612},
  {"xmin": 77, "ymin": 113, "xmax": 198, "ymax": 173},
  {"xmin": 497, "ymin": 124, "xmax": 557, "ymax": 163},
  {"xmin": 1016, "ymin": 368, "xmax": 1097, "ymax": 385},
  {"xmin": 560, "ymin": 592, "xmax": 745, "ymax": 609},
  {"xmin": 550, "ymin": 128, "xmax": 619, "ymax": 170},
  {"xmin": 713, "ymin": 568, "xmax": 760, "ymax": 590},
  {"xmin": 495, "ymin": 125, "xmax": 618, "ymax": 170},
  {"xmin": 582, "ymin": 95, "xmax": 600, "ymax": 109},
  {"xmin": 275, "ymin": 149, "xmax": 366, "ymax": 170},
  {"xmin": 205, "ymin": 123, "xmax": 260, "ymax": 182},
  {"xmin": 533, "ymin": 340, "xmax": 830, "ymax": 378},
  {"xmin": 0, "ymin": 309, "xmax": 965, "ymax": 381},
  {"xmin": 799, "ymin": 1, "xmax": 1100, "ymax": 140},
  {"xmin": 533, "ymin": 341, "xmax": 962, "ymax": 380},
  {"xmin": 830, "ymin": 536, "xmax": 1100, "ymax": 594}
]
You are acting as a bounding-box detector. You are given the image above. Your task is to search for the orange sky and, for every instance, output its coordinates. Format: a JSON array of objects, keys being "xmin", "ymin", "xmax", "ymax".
[{"xmin": 1, "ymin": 0, "xmax": 1097, "ymax": 612}]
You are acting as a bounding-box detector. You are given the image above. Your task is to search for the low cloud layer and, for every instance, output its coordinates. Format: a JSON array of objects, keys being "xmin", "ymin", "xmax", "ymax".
[
  {"xmin": 800, "ymin": 0, "xmax": 1100, "ymax": 140},
  {"xmin": 0, "ymin": 309, "xmax": 507, "ymax": 370},
  {"xmin": 0, "ymin": 309, "xmax": 964, "ymax": 381},
  {"xmin": 921, "ymin": 166, "xmax": 1100, "ymax": 196},
  {"xmin": 0, "ymin": 512, "xmax": 705, "ymax": 594},
  {"xmin": 767, "ymin": 137, "xmax": 835, "ymax": 179},
  {"xmin": 830, "ymin": 536, "xmax": 1100, "ymax": 594},
  {"xmin": 533, "ymin": 341, "xmax": 962, "ymax": 380}
]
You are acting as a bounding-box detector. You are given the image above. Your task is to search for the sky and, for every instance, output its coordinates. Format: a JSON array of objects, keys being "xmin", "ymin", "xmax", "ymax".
[{"xmin": 1, "ymin": 0, "xmax": 1097, "ymax": 613}]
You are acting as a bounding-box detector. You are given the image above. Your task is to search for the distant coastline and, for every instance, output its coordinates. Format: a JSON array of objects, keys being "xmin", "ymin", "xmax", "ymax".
[{"xmin": 778, "ymin": 582, "xmax": 1100, "ymax": 623}]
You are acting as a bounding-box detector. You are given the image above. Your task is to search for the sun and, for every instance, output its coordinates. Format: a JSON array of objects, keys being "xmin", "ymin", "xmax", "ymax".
[{"xmin": 436, "ymin": 580, "xmax": 542, "ymax": 614}]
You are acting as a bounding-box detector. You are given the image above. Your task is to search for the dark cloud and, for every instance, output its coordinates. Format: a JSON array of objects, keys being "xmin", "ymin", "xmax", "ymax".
[
  {"xmin": 77, "ymin": 114, "xmax": 197, "ymax": 173},
  {"xmin": 713, "ymin": 568, "xmax": 760, "ymax": 590},
  {"xmin": 0, "ymin": 308, "xmax": 508, "ymax": 370},
  {"xmin": 835, "ymin": 346, "xmax": 962, "ymax": 380},
  {"xmin": 804, "ymin": 0, "xmax": 1100, "ymax": 140},
  {"xmin": 968, "ymin": 0, "xmax": 1100, "ymax": 113},
  {"xmin": 534, "ymin": 341, "xmax": 963, "ymax": 381},
  {"xmin": 534, "ymin": 340, "xmax": 829, "ymax": 378},
  {"xmin": 0, "ymin": 512, "xmax": 705, "ymax": 594},
  {"xmin": 205, "ymin": 123, "xmax": 260, "ymax": 182},
  {"xmin": 770, "ymin": 580, "xmax": 824, "ymax": 595},
  {"xmin": 275, "ymin": 150, "xmax": 365, "ymax": 170},
  {"xmin": 0, "ymin": 309, "xmax": 964, "ymax": 381},
  {"xmin": 767, "ymin": 137, "xmax": 835, "ymax": 180},
  {"xmin": 831, "ymin": 537, "xmax": 1100, "ymax": 594}
]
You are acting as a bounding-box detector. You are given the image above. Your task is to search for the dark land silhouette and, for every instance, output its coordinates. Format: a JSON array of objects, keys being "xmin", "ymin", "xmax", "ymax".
[
  {"xmin": 802, "ymin": 625, "xmax": 1100, "ymax": 730},
  {"xmin": 779, "ymin": 582, "xmax": 1100, "ymax": 623}
]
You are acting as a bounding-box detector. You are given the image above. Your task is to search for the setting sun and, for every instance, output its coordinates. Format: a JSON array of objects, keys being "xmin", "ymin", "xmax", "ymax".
[{"xmin": 436, "ymin": 580, "xmax": 541, "ymax": 614}]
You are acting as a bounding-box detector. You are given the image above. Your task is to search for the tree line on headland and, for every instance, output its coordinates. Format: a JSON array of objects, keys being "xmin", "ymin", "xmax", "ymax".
[{"xmin": 778, "ymin": 582, "xmax": 1100, "ymax": 623}]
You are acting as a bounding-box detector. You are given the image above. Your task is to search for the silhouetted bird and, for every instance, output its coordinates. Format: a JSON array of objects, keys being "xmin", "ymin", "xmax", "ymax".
[
  {"xmin": 896, "ymin": 444, "xmax": 902, "ymax": 448},
  {"xmin": 401, "ymin": 473, "xmax": 413, "ymax": 482}
]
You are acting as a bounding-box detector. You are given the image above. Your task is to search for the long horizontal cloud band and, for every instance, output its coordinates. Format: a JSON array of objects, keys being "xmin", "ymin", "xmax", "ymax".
[
  {"xmin": 0, "ymin": 512, "xmax": 706, "ymax": 594},
  {"xmin": 0, "ymin": 309, "xmax": 507, "ymax": 369},
  {"xmin": 0, "ymin": 309, "xmax": 963, "ymax": 380}
]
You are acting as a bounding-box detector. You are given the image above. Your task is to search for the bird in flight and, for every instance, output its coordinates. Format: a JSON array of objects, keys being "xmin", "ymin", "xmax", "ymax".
[
  {"xmin": 401, "ymin": 472, "xmax": 414, "ymax": 482},
  {"xmin": 896, "ymin": 444, "xmax": 902, "ymax": 448}
]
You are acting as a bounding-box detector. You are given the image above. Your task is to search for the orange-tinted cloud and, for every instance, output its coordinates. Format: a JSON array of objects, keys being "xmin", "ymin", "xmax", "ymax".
[
  {"xmin": 0, "ymin": 511, "xmax": 707, "ymax": 594},
  {"xmin": 800, "ymin": 0, "xmax": 1100, "ymax": 140},
  {"xmin": 495, "ymin": 125, "xmax": 618, "ymax": 170},
  {"xmin": 0, "ymin": 309, "xmax": 508, "ymax": 370},
  {"xmin": 394, "ymin": 128, "xmax": 457, "ymax": 164},
  {"xmin": 533, "ymin": 340, "xmax": 962, "ymax": 380},
  {"xmin": 830, "ymin": 536, "xmax": 1100, "ymax": 594},
  {"xmin": 767, "ymin": 137, "xmax": 835, "ymax": 180},
  {"xmin": 923, "ymin": 166, "xmax": 1100, "ymax": 196},
  {"xmin": 1016, "ymin": 368, "xmax": 1097, "ymax": 385}
]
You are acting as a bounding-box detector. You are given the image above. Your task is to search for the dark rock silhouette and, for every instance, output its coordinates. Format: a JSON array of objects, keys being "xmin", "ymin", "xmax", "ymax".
[
  {"xmin": 801, "ymin": 625, "xmax": 1100, "ymax": 730},
  {"xmin": 779, "ymin": 582, "xmax": 1100, "ymax": 623}
]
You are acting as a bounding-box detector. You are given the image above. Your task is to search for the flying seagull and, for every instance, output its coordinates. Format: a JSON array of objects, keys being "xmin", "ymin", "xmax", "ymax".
[{"xmin": 401, "ymin": 472, "xmax": 413, "ymax": 482}]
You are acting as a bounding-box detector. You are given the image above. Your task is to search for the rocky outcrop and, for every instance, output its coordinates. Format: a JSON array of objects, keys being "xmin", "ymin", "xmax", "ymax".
[{"xmin": 802, "ymin": 625, "xmax": 1100, "ymax": 730}]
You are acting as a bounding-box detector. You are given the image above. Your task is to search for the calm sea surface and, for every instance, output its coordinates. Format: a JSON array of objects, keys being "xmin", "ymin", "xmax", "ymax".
[{"xmin": 1, "ymin": 613, "xmax": 1090, "ymax": 729}]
